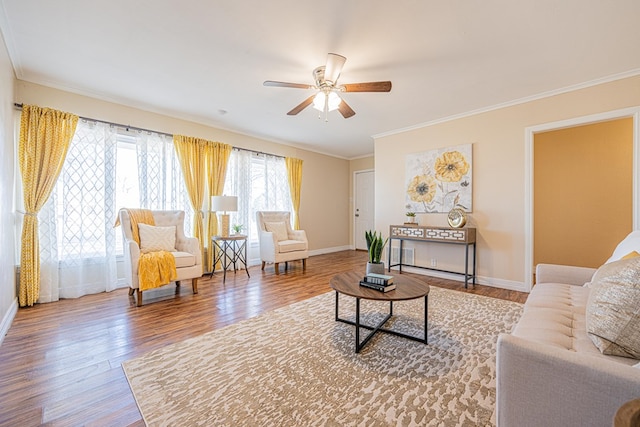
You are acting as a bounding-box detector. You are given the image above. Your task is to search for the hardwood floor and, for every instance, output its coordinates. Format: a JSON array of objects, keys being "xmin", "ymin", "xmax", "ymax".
[{"xmin": 0, "ymin": 250, "xmax": 527, "ymax": 426}]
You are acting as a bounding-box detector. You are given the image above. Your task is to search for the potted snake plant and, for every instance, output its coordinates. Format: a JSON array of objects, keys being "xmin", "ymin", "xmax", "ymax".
[{"xmin": 365, "ymin": 230, "xmax": 388, "ymax": 275}]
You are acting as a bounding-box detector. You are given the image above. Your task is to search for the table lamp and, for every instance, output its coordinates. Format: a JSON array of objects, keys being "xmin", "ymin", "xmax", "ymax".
[{"xmin": 211, "ymin": 195, "xmax": 237, "ymax": 237}]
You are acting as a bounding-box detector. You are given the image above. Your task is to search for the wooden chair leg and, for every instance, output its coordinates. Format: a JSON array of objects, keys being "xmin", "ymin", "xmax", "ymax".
[
  {"xmin": 261, "ymin": 261, "xmax": 266, "ymax": 271},
  {"xmin": 128, "ymin": 288, "xmax": 135, "ymax": 296},
  {"xmin": 275, "ymin": 262, "xmax": 279, "ymax": 275},
  {"xmin": 192, "ymin": 278, "xmax": 198, "ymax": 294},
  {"xmin": 303, "ymin": 258, "xmax": 307, "ymax": 271},
  {"xmin": 136, "ymin": 289, "xmax": 143, "ymax": 307}
]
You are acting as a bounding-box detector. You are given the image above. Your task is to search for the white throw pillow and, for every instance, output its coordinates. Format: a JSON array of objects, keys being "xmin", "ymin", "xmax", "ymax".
[
  {"xmin": 138, "ymin": 223, "xmax": 176, "ymax": 253},
  {"xmin": 586, "ymin": 257, "xmax": 640, "ymax": 359},
  {"xmin": 264, "ymin": 221, "xmax": 288, "ymax": 241},
  {"xmin": 606, "ymin": 230, "xmax": 640, "ymax": 263}
]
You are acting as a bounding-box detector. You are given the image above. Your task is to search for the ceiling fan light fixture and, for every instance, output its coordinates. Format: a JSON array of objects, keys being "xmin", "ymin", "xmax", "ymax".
[
  {"xmin": 327, "ymin": 91, "xmax": 342, "ymax": 111},
  {"xmin": 312, "ymin": 90, "xmax": 342, "ymax": 113},
  {"xmin": 312, "ymin": 92, "xmax": 325, "ymax": 111},
  {"xmin": 264, "ymin": 52, "xmax": 391, "ymax": 119}
]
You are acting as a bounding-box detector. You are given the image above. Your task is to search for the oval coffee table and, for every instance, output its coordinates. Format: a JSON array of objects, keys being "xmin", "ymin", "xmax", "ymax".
[{"xmin": 330, "ymin": 271, "xmax": 430, "ymax": 353}]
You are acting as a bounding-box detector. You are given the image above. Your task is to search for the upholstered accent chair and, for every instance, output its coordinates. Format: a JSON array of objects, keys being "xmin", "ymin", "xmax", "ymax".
[
  {"xmin": 119, "ymin": 209, "xmax": 202, "ymax": 306},
  {"xmin": 256, "ymin": 211, "xmax": 308, "ymax": 274}
]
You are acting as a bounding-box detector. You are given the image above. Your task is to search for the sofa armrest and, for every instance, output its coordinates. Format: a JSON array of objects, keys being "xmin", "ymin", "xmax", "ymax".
[
  {"xmin": 176, "ymin": 236, "xmax": 202, "ymax": 265},
  {"xmin": 288, "ymin": 229, "xmax": 308, "ymax": 245},
  {"xmin": 123, "ymin": 238, "xmax": 140, "ymax": 287},
  {"xmin": 259, "ymin": 230, "xmax": 277, "ymax": 262},
  {"xmin": 535, "ymin": 263, "xmax": 597, "ymax": 286},
  {"xmin": 496, "ymin": 333, "xmax": 640, "ymax": 427}
]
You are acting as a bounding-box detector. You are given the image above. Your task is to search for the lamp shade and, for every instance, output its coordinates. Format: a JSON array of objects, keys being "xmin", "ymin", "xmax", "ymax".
[{"xmin": 211, "ymin": 195, "xmax": 237, "ymax": 213}]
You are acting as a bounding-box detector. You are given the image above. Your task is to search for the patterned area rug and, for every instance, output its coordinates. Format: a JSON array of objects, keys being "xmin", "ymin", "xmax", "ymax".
[{"xmin": 123, "ymin": 286, "xmax": 522, "ymax": 426}]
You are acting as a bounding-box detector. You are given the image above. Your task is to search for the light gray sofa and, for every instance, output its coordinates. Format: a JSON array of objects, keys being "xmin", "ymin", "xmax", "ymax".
[{"xmin": 496, "ymin": 263, "xmax": 640, "ymax": 427}]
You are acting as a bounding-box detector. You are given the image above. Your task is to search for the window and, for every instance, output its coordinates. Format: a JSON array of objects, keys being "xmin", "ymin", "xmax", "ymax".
[
  {"xmin": 34, "ymin": 120, "xmax": 192, "ymax": 300},
  {"xmin": 48, "ymin": 124, "xmax": 192, "ymax": 261},
  {"xmin": 21, "ymin": 117, "xmax": 289, "ymax": 300},
  {"xmin": 223, "ymin": 149, "xmax": 292, "ymax": 245}
]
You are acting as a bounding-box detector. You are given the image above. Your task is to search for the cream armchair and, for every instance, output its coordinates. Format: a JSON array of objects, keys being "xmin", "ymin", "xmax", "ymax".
[
  {"xmin": 119, "ymin": 210, "xmax": 202, "ymax": 306},
  {"xmin": 256, "ymin": 211, "xmax": 308, "ymax": 274}
]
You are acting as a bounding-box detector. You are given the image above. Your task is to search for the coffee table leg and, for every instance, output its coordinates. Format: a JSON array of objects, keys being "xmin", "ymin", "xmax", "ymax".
[
  {"xmin": 334, "ymin": 291, "xmax": 339, "ymax": 321},
  {"xmin": 355, "ymin": 297, "xmax": 361, "ymax": 353},
  {"xmin": 424, "ymin": 294, "xmax": 429, "ymax": 344}
]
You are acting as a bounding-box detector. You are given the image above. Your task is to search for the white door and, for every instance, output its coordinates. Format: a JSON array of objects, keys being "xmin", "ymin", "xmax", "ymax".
[{"xmin": 354, "ymin": 170, "xmax": 375, "ymax": 250}]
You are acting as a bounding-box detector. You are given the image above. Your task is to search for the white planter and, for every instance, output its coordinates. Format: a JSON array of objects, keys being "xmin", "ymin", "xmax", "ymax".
[{"xmin": 366, "ymin": 262, "xmax": 385, "ymax": 275}]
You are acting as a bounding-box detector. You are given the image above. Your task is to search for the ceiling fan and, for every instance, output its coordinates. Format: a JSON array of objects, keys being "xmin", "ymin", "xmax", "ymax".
[{"xmin": 264, "ymin": 53, "xmax": 392, "ymax": 120}]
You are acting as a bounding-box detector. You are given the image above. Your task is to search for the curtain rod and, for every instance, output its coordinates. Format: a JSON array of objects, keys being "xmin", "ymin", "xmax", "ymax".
[
  {"xmin": 13, "ymin": 103, "xmax": 285, "ymax": 159},
  {"xmin": 14, "ymin": 103, "xmax": 173, "ymax": 137}
]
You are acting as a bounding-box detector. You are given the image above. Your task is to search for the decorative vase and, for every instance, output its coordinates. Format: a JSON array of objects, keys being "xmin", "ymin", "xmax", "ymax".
[{"xmin": 366, "ymin": 262, "xmax": 385, "ymax": 275}]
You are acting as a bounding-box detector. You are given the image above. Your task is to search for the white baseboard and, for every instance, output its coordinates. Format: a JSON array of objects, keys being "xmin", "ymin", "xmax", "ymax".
[
  {"xmin": 246, "ymin": 246, "xmax": 353, "ymax": 270},
  {"xmin": 308, "ymin": 245, "xmax": 353, "ymax": 256},
  {"xmin": 388, "ymin": 266, "xmax": 529, "ymax": 293},
  {"xmin": 0, "ymin": 298, "xmax": 18, "ymax": 347}
]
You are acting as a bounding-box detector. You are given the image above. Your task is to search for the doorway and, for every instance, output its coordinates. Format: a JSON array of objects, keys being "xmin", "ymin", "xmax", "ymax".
[
  {"xmin": 524, "ymin": 107, "xmax": 640, "ymax": 291},
  {"xmin": 534, "ymin": 118, "xmax": 633, "ymax": 269},
  {"xmin": 354, "ymin": 170, "xmax": 374, "ymax": 250}
]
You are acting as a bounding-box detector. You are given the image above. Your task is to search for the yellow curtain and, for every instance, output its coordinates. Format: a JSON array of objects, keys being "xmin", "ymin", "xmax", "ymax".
[
  {"xmin": 285, "ymin": 157, "xmax": 303, "ymax": 229},
  {"xmin": 205, "ymin": 142, "xmax": 232, "ymax": 272},
  {"xmin": 18, "ymin": 105, "xmax": 78, "ymax": 307},
  {"xmin": 173, "ymin": 135, "xmax": 207, "ymax": 262}
]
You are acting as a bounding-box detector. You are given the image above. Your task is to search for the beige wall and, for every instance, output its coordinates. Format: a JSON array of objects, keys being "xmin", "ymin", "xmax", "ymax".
[
  {"xmin": 348, "ymin": 156, "xmax": 375, "ymax": 247},
  {"xmin": 15, "ymin": 81, "xmax": 351, "ymax": 253},
  {"xmin": 375, "ymin": 75, "xmax": 640, "ymax": 291},
  {"xmin": 534, "ymin": 118, "xmax": 633, "ymax": 268},
  {"xmin": 0, "ymin": 31, "xmax": 17, "ymax": 340}
]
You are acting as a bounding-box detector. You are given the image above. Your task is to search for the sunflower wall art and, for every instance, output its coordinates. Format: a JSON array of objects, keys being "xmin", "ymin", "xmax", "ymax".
[{"xmin": 405, "ymin": 144, "xmax": 472, "ymax": 213}]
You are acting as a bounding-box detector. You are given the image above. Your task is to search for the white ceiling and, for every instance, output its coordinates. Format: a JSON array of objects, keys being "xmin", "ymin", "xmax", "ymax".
[{"xmin": 1, "ymin": 1, "xmax": 639, "ymax": 159}]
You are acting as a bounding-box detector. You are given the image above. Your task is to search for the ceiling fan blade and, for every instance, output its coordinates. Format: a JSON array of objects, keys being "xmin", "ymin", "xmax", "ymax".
[
  {"xmin": 338, "ymin": 98, "xmax": 356, "ymax": 119},
  {"xmin": 264, "ymin": 80, "xmax": 314, "ymax": 90},
  {"xmin": 287, "ymin": 95, "xmax": 315, "ymax": 115},
  {"xmin": 342, "ymin": 81, "xmax": 392, "ymax": 92},
  {"xmin": 324, "ymin": 53, "xmax": 346, "ymax": 84}
]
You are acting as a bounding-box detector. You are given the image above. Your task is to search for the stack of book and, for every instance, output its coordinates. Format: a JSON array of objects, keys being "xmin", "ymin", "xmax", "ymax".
[{"xmin": 360, "ymin": 273, "xmax": 395, "ymax": 292}]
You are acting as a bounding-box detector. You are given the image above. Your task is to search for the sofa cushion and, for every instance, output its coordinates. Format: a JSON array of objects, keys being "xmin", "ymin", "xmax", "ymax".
[
  {"xmin": 513, "ymin": 282, "xmax": 637, "ymax": 365},
  {"xmin": 277, "ymin": 239, "xmax": 307, "ymax": 253},
  {"xmin": 264, "ymin": 221, "xmax": 288, "ymax": 241},
  {"xmin": 172, "ymin": 251, "xmax": 196, "ymax": 268},
  {"xmin": 586, "ymin": 257, "xmax": 640, "ymax": 359},
  {"xmin": 138, "ymin": 224, "xmax": 176, "ymax": 253},
  {"xmin": 512, "ymin": 283, "xmax": 589, "ymax": 350}
]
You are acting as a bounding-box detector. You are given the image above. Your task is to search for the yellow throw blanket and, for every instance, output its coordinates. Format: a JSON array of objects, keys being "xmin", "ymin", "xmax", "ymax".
[
  {"xmin": 138, "ymin": 250, "xmax": 177, "ymax": 291},
  {"xmin": 116, "ymin": 208, "xmax": 178, "ymax": 291}
]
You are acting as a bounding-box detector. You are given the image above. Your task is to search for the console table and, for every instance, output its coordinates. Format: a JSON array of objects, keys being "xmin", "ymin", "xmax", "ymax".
[{"xmin": 388, "ymin": 225, "xmax": 476, "ymax": 288}]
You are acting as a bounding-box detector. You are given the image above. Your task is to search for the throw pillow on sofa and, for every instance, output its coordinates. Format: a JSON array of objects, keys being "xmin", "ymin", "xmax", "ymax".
[
  {"xmin": 586, "ymin": 257, "xmax": 640, "ymax": 359},
  {"xmin": 606, "ymin": 230, "xmax": 640, "ymax": 263}
]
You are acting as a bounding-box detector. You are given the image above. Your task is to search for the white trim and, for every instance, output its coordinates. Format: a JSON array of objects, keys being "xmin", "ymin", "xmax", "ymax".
[
  {"xmin": 0, "ymin": 298, "xmax": 18, "ymax": 347},
  {"xmin": 374, "ymin": 69, "xmax": 640, "ymax": 140},
  {"xmin": 390, "ymin": 266, "xmax": 527, "ymax": 292},
  {"xmin": 524, "ymin": 106, "xmax": 640, "ymax": 292},
  {"xmin": 249, "ymin": 245, "xmax": 354, "ymax": 267},
  {"xmin": 308, "ymin": 245, "xmax": 352, "ymax": 257}
]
